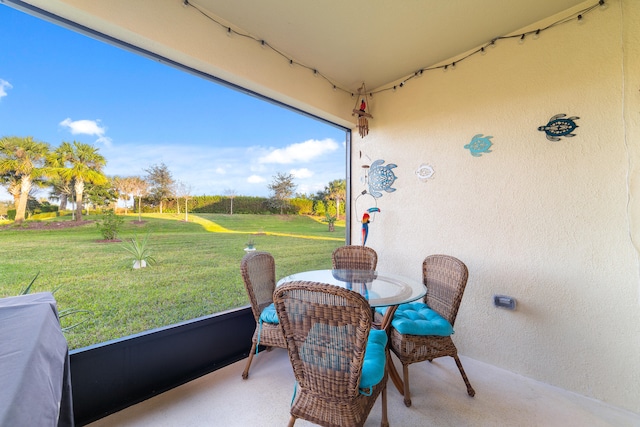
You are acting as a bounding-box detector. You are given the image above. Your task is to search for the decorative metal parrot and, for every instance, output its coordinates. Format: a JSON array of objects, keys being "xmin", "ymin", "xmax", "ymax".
[{"xmin": 361, "ymin": 207, "xmax": 380, "ymax": 246}]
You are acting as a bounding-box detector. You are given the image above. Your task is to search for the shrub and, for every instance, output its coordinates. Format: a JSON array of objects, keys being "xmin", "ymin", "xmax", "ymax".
[
  {"xmin": 121, "ymin": 232, "xmax": 156, "ymax": 268},
  {"xmin": 96, "ymin": 209, "xmax": 124, "ymax": 240}
]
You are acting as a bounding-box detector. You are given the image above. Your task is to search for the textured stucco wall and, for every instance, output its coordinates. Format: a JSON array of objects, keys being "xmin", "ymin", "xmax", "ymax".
[
  {"xmin": 351, "ymin": 0, "xmax": 640, "ymax": 413},
  {"xmin": 17, "ymin": 0, "xmax": 640, "ymax": 413}
]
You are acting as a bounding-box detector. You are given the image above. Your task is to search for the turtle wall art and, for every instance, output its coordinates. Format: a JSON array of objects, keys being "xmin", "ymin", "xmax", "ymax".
[
  {"xmin": 538, "ymin": 114, "xmax": 580, "ymax": 141},
  {"xmin": 367, "ymin": 159, "xmax": 397, "ymax": 198},
  {"xmin": 464, "ymin": 134, "xmax": 493, "ymax": 157},
  {"xmin": 415, "ymin": 164, "xmax": 435, "ymax": 182}
]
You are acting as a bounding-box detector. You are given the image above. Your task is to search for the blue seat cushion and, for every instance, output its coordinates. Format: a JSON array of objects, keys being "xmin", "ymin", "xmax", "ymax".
[
  {"xmin": 259, "ymin": 303, "xmax": 279, "ymax": 324},
  {"xmin": 298, "ymin": 323, "xmax": 387, "ymax": 395},
  {"xmin": 360, "ymin": 329, "xmax": 388, "ymax": 394},
  {"xmin": 377, "ymin": 302, "xmax": 453, "ymax": 336}
]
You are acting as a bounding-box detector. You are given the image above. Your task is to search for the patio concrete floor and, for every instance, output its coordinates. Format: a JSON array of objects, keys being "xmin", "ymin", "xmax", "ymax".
[{"xmin": 88, "ymin": 349, "xmax": 640, "ymax": 427}]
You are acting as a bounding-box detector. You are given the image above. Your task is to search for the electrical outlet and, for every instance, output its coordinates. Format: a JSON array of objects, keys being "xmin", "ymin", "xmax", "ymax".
[{"xmin": 493, "ymin": 295, "xmax": 516, "ymax": 310}]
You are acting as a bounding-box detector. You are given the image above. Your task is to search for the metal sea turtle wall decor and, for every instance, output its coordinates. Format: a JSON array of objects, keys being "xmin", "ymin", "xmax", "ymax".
[
  {"xmin": 538, "ymin": 114, "xmax": 580, "ymax": 141},
  {"xmin": 415, "ymin": 164, "xmax": 435, "ymax": 182},
  {"xmin": 464, "ymin": 134, "xmax": 493, "ymax": 157},
  {"xmin": 367, "ymin": 159, "xmax": 397, "ymax": 198}
]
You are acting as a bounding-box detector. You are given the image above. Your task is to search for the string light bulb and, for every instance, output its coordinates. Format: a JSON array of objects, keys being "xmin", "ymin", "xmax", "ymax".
[
  {"xmin": 519, "ymin": 34, "xmax": 526, "ymax": 44},
  {"xmin": 226, "ymin": 27, "xmax": 232, "ymax": 37},
  {"xmin": 533, "ymin": 29, "xmax": 541, "ymax": 40}
]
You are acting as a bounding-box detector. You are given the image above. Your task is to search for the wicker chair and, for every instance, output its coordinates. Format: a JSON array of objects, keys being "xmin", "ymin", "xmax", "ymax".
[
  {"xmin": 331, "ymin": 245, "xmax": 378, "ymax": 270},
  {"xmin": 240, "ymin": 251, "xmax": 287, "ymax": 379},
  {"xmin": 274, "ymin": 281, "xmax": 389, "ymax": 427},
  {"xmin": 388, "ymin": 254, "xmax": 475, "ymax": 406}
]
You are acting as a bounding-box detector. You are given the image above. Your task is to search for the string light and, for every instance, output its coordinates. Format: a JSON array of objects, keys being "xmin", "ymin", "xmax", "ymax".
[
  {"xmin": 374, "ymin": 0, "xmax": 605, "ymax": 96},
  {"xmin": 183, "ymin": 0, "xmax": 606, "ymax": 97},
  {"xmin": 183, "ymin": 0, "xmax": 349, "ymax": 95}
]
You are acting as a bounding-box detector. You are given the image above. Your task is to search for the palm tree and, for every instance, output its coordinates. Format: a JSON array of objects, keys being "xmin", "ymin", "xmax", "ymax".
[
  {"xmin": 56, "ymin": 141, "xmax": 107, "ymax": 221},
  {"xmin": 325, "ymin": 179, "xmax": 346, "ymax": 220},
  {"xmin": 48, "ymin": 176, "xmax": 73, "ymax": 210},
  {"xmin": 0, "ymin": 136, "xmax": 52, "ymax": 223}
]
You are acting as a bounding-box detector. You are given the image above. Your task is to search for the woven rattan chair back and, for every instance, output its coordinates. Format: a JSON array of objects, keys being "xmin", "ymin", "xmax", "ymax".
[
  {"xmin": 274, "ymin": 281, "xmax": 388, "ymax": 427},
  {"xmin": 331, "ymin": 245, "xmax": 378, "ymax": 270},
  {"xmin": 240, "ymin": 251, "xmax": 287, "ymax": 379},
  {"xmin": 388, "ymin": 254, "xmax": 475, "ymax": 406},
  {"xmin": 423, "ymin": 254, "xmax": 469, "ymax": 326},
  {"xmin": 241, "ymin": 251, "xmax": 276, "ymax": 323}
]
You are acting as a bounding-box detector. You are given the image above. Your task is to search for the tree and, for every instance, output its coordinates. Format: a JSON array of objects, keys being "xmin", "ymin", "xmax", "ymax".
[
  {"xmin": 267, "ymin": 172, "xmax": 296, "ymax": 215},
  {"xmin": 84, "ymin": 178, "xmax": 119, "ymax": 212},
  {"xmin": 113, "ymin": 176, "xmax": 138, "ymax": 214},
  {"xmin": 129, "ymin": 176, "xmax": 149, "ymax": 222},
  {"xmin": 56, "ymin": 141, "xmax": 108, "ymax": 221},
  {"xmin": 174, "ymin": 180, "xmax": 192, "ymax": 221},
  {"xmin": 324, "ymin": 179, "xmax": 346, "ymax": 220},
  {"xmin": 224, "ymin": 188, "xmax": 237, "ymax": 215},
  {"xmin": 48, "ymin": 177, "xmax": 73, "ymax": 211},
  {"xmin": 145, "ymin": 163, "xmax": 174, "ymax": 214},
  {"xmin": 0, "ymin": 136, "xmax": 52, "ymax": 223}
]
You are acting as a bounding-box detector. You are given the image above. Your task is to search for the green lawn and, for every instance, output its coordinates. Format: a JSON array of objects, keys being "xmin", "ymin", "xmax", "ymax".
[{"xmin": 0, "ymin": 213, "xmax": 345, "ymax": 349}]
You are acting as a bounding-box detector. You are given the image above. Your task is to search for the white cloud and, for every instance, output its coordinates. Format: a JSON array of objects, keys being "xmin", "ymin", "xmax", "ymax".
[
  {"xmin": 215, "ymin": 167, "xmax": 226, "ymax": 174},
  {"xmin": 59, "ymin": 118, "xmax": 112, "ymax": 147},
  {"xmin": 96, "ymin": 136, "xmax": 113, "ymax": 146},
  {"xmin": 0, "ymin": 79, "xmax": 12, "ymax": 99},
  {"xmin": 290, "ymin": 168, "xmax": 313, "ymax": 179},
  {"xmin": 259, "ymin": 138, "xmax": 338, "ymax": 164},
  {"xmin": 247, "ymin": 175, "xmax": 265, "ymax": 184}
]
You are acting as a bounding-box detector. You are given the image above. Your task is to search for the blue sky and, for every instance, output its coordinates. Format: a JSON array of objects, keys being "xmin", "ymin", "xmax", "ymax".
[{"xmin": 0, "ymin": 4, "xmax": 346, "ymax": 201}]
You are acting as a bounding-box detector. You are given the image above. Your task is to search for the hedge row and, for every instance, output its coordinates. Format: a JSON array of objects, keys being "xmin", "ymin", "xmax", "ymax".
[{"xmin": 143, "ymin": 196, "xmax": 344, "ymax": 216}]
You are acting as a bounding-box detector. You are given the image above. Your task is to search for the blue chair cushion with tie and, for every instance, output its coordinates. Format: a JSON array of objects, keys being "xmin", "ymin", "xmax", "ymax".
[
  {"xmin": 359, "ymin": 329, "xmax": 388, "ymax": 394},
  {"xmin": 376, "ymin": 302, "xmax": 453, "ymax": 336},
  {"xmin": 255, "ymin": 303, "xmax": 279, "ymax": 354},
  {"xmin": 259, "ymin": 303, "xmax": 279, "ymax": 324}
]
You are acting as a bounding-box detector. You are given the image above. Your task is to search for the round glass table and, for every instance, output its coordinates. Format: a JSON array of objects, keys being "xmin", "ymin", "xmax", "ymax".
[
  {"xmin": 277, "ymin": 268, "xmax": 426, "ymax": 396},
  {"xmin": 277, "ymin": 269, "xmax": 426, "ymax": 308}
]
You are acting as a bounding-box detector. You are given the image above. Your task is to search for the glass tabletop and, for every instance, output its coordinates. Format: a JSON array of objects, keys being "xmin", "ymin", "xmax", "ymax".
[{"xmin": 277, "ymin": 269, "xmax": 426, "ymax": 307}]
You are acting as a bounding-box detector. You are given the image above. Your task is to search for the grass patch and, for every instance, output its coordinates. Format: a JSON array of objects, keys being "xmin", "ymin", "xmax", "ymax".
[{"xmin": 0, "ymin": 213, "xmax": 345, "ymax": 349}]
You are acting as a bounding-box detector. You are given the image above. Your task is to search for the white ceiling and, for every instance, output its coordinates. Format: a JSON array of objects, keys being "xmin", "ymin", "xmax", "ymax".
[{"xmin": 190, "ymin": 0, "xmax": 588, "ymax": 92}]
